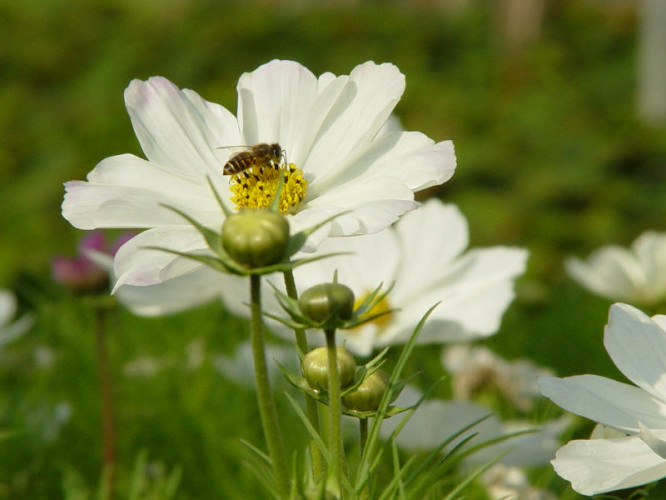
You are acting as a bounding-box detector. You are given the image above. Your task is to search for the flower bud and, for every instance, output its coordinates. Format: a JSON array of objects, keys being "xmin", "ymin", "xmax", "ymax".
[
  {"xmin": 298, "ymin": 283, "xmax": 355, "ymax": 324},
  {"xmin": 342, "ymin": 369, "xmax": 390, "ymax": 412},
  {"xmin": 221, "ymin": 208, "xmax": 290, "ymax": 268},
  {"xmin": 302, "ymin": 346, "xmax": 356, "ymax": 391}
]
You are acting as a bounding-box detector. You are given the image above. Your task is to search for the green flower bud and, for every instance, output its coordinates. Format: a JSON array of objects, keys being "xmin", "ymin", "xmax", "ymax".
[
  {"xmin": 302, "ymin": 346, "xmax": 356, "ymax": 391},
  {"xmin": 221, "ymin": 208, "xmax": 290, "ymax": 268},
  {"xmin": 298, "ymin": 283, "xmax": 355, "ymax": 324},
  {"xmin": 342, "ymin": 369, "xmax": 390, "ymax": 412}
]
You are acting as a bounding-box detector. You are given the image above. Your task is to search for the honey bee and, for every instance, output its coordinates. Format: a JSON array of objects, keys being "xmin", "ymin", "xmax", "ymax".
[{"xmin": 221, "ymin": 143, "xmax": 284, "ymax": 176}]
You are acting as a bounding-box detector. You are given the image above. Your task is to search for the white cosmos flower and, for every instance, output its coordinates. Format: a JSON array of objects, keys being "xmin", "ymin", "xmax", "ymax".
[
  {"xmin": 481, "ymin": 464, "xmax": 557, "ymax": 500},
  {"xmin": 380, "ymin": 385, "xmax": 568, "ymax": 467},
  {"xmin": 62, "ymin": 60, "xmax": 456, "ymax": 291},
  {"xmin": 0, "ymin": 290, "xmax": 32, "ymax": 349},
  {"xmin": 214, "ymin": 341, "xmax": 299, "ymax": 389},
  {"xmin": 538, "ymin": 302, "xmax": 666, "ymax": 495},
  {"xmin": 443, "ymin": 344, "xmax": 554, "ymax": 412},
  {"xmin": 565, "ymin": 231, "xmax": 666, "ymax": 307},
  {"xmin": 254, "ymin": 199, "xmax": 527, "ymax": 356}
]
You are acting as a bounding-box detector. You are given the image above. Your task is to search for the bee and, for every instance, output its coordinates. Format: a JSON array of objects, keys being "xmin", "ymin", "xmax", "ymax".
[{"xmin": 221, "ymin": 143, "xmax": 284, "ymax": 176}]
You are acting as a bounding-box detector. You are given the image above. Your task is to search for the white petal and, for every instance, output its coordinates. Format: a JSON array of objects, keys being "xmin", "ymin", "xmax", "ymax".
[
  {"xmin": 492, "ymin": 417, "xmax": 570, "ymax": 467},
  {"xmin": 62, "ymin": 154, "xmax": 224, "ymax": 230},
  {"xmin": 551, "ymin": 436, "xmax": 666, "ymax": 495},
  {"xmin": 384, "ymin": 247, "xmax": 527, "ymax": 345},
  {"xmin": 294, "ymin": 229, "xmax": 400, "ymax": 295},
  {"xmin": 124, "ymin": 77, "xmax": 240, "ymax": 177},
  {"xmin": 304, "ymin": 175, "xmax": 417, "ymax": 238},
  {"xmin": 214, "ymin": 340, "xmax": 300, "ymax": 388},
  {"xmin": 364, "ymin": 133, "xmax": 456, "ymax": 191},
  {"xmin": 538, "ymin": 375, "xmax": 666, "ymax": 432},
  {"xmin": 604, "ymin": 303, "xmax": 666, "ymax": 402},
  {"xmin": 380, "ymin": 396, "xmax": 500, "ymax": 452},
  {"xmin": 0, "ymin": 290, "xmax": 32, "ymax": 347},
  {"xmin": 565, "ymin": 247, "xmax": 645, "ymax": 302},
  {"xmin": 115, "ymin": 267, "xmax": 223, "ymax": 316},
  {"xmin": 218, "ymin": 274, "xmax": 288, "ymax": 335},
  {"xmin": 292, "ymin": 230, "xmax": 402, "ymax": 356},
  {"xmin": 112, "ymin": 227, "xmax": 209, "ymax": 288},
  {"xmin": 302, "ymin": 62, "xmax": 406, "ymax": 184},
  {"xmin": 0, "ymin": 290, "xmax": 17, "ymax": 327},
  {"xmin": 393, "ymin": 201, "xmax": 470, "ymax": 301},
  {"xmin": 653, "ymin": 314, "xmax": 666, "ymax": 331},
  {"xmin": 0, "ymin": 315, "xmax": 32, "ymax": 349},
  {"xmin": 236, "ymin": 60, "xmax": 318, "ymax": 149},
  {"xmin": 634, "ymin": 232, "xmax": 666, "ymax": 300},
  {"xmin": 638, "ymin": 422, "xmax": 666, "ymax": 459},
  {"xmin": 337, "ymin": 326, "xmax": 381, "ymax": 357}
]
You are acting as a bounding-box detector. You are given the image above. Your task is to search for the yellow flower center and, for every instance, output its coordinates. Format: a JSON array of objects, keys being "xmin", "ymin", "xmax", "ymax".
[
  {"xmin": 354, "ymin": 292, "xmax": 393, "ymax": 332},
  {"xmin": 229, "ymin": 163, "xmax": 307, "ymax": 214}
]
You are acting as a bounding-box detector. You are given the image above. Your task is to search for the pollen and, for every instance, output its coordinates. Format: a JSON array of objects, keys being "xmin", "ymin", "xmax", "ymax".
[{"xmin": 229, "ymin": 164, "xmax": 308, "ymax": 214}]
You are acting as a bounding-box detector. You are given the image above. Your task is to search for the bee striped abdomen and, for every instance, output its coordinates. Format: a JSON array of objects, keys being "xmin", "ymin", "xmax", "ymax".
[{"xmin": 222, "ymin": 143, "xmax": 283, "ymax": 176}]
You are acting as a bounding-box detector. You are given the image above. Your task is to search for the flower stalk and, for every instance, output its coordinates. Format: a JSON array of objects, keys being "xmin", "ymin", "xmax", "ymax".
[
  {"xmin": 324, "ymin": 328, "xmax": 345, "ymax": 493},
  {"xmin": 249, "ymin": 274, "xmax": 289, "ymax": 497},
  {"xmin": 93, "ymin": 302, "xmax": 117, "ymax": 500},
  {"xmin": 282, "ymin": 269, "xmax": 323, "ymax": 479}
]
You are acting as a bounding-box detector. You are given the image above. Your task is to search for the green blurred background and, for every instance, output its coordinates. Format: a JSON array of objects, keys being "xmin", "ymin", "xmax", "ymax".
[{"xmin": 1, "ymin": 0, "xmax": 665, "ymax": 498}]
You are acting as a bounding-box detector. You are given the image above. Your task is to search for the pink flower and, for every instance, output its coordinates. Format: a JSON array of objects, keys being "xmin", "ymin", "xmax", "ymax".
[{"xmin": 52, "ymin": 231, "xmax": 133, "ymax": 293}]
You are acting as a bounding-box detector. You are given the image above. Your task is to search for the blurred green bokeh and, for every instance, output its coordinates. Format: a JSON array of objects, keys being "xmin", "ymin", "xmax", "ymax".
[{"xmin": 1, "ymin": 0, "xmax": 665, "ymax": 498}]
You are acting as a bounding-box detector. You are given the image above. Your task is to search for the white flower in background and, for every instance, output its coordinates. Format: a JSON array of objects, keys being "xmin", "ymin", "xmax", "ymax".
[
  {"xmin": 123, "ymin": 356, "xmax": 167, "ymax": 378},
  {"xmin": 380, "ymin": 385, "xmax": 568, "ymax": 467},
  {"xmin": 565, "ymin": 231, "xmax": 666, "ymax": 307},
  {"xmin": 443, "ymin": 344, "xmax": 554, "ymax": 412},
  {"xmin": 62, "ymin": 60, "xmax": 456, "ymax": 297},
  {"xmin": 214, "ymin": 341, "xmax": 299, "ymax": 389},
  {"xmin": 481, "ymin": 464, "xmax": 557, "ymax": 500},
  {"xmin": 237, "ymin": 199, "xmax": 526, "ymax": 356},
  {"xmin": 26, "ymin": 401, "xmax": 72, "ymax": 443},
  {"xmin": 538, "ymin": 303, "xmax": 666, "ymax": 495},
  {"xmin": 0, "ymin": 290, "xmax": 32, "ymax": 349}
]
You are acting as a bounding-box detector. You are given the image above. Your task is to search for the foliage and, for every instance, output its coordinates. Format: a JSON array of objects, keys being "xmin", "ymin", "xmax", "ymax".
[{"xmin": 1, "ymin": 0, "xmax": 665, "ymax": 498}]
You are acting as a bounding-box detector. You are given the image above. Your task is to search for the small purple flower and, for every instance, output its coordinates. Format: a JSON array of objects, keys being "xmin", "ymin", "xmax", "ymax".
[{"xmin": 52, "ymin": 231, "xmax": 133, "ymax": 293}]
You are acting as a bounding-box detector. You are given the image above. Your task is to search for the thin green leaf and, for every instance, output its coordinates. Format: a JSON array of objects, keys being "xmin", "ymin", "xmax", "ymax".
[
  {"xmin": 356, "ymin": 302, "xmax": 440, "ymax": 490},
  {"xmin": 144, "ymin": 246, "xmax": 236, "ymax": 274},
  {"xmin": 286, "ymin": 211, "xmax": 353, "ymax": 257},
  {"xmin": 241, "ymin": 460, "xmax": 280, "ymax": 500},
  {"xmin": 240, "ymin": 439, "xmax": 273, "ymax": 467},
  {"xmin": 440, "ymin": 452, "xmax": 506, "ymax": 500},
  {"xmin": 269, "ymin": 168, "xmax": 286, "ymax": 212},
  {"xmin": 127, "ymin": 450, "xmax": 147, "ymax": 500},
  {"xmin": 206, "ymin": 175, "xmax": 233, "ymax": 218},
  {"xmin": 284, "ymin": 393, "xmax": 331, "ymax": 466},
  {"xmin": 159, "ymin": 203, "xmax": 223, "ymax": 254}
]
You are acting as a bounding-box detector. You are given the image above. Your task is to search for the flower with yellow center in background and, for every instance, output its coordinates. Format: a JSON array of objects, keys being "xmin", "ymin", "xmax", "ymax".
[
  {"xmin": 220, "ymin": 199, "xmax": 528, "ymax": 356},
  {"xmin": 62, "ymin": 60, "xmax": 456, "ymax": 292}
]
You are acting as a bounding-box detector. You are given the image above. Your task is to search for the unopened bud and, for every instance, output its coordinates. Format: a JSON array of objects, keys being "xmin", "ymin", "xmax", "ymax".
[
  {"xmin": 342, "ymin": 369, "xmax": 390, "ymax": 412},
  {"xmin": 221, "ymin": 208, "xmax": 290, "ymax": 268},
  {"xmin": 298, "ymin": 283, "xmax": 355, "ymax": 324},
  {"xmin": 302, "ymin": 346, "xmax": 356, "ymax": 391}
]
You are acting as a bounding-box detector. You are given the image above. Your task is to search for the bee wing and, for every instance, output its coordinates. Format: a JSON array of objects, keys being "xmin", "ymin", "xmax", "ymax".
[{"xmin": 217, "ymin": 145, "xmax": 252, "ymax": 163}]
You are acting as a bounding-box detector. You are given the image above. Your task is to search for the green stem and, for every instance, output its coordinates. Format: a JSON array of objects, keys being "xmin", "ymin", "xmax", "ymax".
[
  {"xmin": 359, "ymin": 418, "xmax": 368, "ymax": 457},
  {"xmin": 282, "ymin": 270, "xmax": 323, "ymax": 479},
  {"xmin": 358, "ymin": 418, "xmax": 369, "ymax": 500},
  {"xmin": 93, "ymin": 303, "xmax": 116, "ymax": 500},
  {"xmin": 324, "ymin": 328, "xmax": 345, "ymax": 493},
  {"xmin": 250, "ymin": 274, "xmax": 289, "ymax": 497},
  {"xmin": 282, "ymin": 270, "xmax": 308, "ymax": 355}
]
